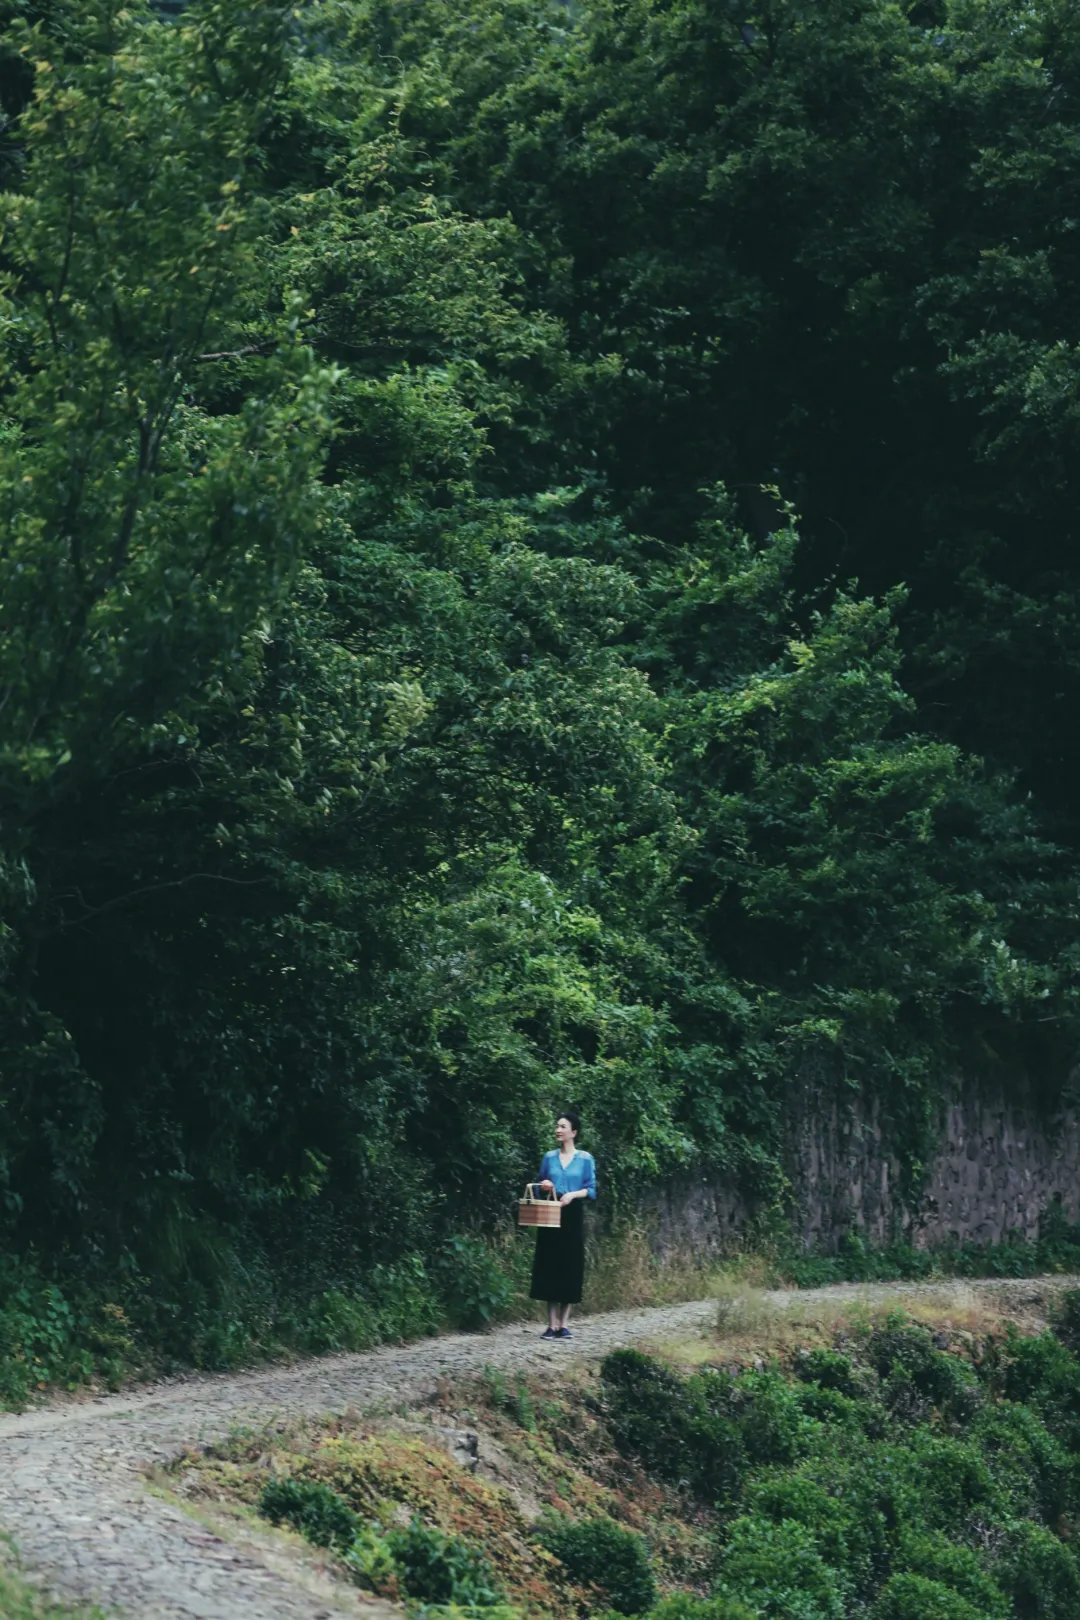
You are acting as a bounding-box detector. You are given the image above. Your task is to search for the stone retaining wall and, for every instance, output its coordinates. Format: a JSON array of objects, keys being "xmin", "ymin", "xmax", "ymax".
[{"xmin": 645, "ymin": 1082, "xmax": 1080, "ymax": 1256}]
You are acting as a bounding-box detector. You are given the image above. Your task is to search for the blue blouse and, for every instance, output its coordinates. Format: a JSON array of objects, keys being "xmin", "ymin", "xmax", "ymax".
[{"xmin": 535, "ymin": 1149, "xmax": 597, "ymax": 1201}]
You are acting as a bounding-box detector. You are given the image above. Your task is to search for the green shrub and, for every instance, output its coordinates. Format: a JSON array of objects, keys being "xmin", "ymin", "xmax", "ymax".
[
  {"xmin": 414, "ymin": 1607, "xmax": 525, "ymax": 1620},
  {"xmin": 367, "ymin": 1257, "xmax": 444, "ymax": 1342},
  {"xmin": 537, "ymin": 1515, "xmax": 657, "ymax": 1615},
  {"xmin": 793, "ymin": 1347, "xmax": 863, "ymax": 1396},
  {"xmin": 863, "ymin": 1315, "xmax": 941, "ymax": 1379},
  {"xmin": 780, "ymin": 1239, "xmax": 935, "ymax": 1290},
  {"xmin": 1035, "ymin": 1201, "xmax": 1080, "ymax": 1273},
  {"xmin": 744, "ymin": 1468, "xmax": 878, "ymax": 1600},
  {"xmin": 866, "ymin": 1316, "xmax": 982, "ymax": 1425},
  {"xmin": 999, "ymin": 1332, "xmax": 1080, "ymax": 1450},
  {"xmin": 436, "ymin": 1235, "xmax": 513, "ymax": 1330},
  {"xmin": 386, "ymin": 1517, "xmax": 502, "ymax": 1608},
  {"xmin": 970, "ymin": 1401, "xmax": 1076, "ymax": 1522},
  {"xmin": 300, "ymin": 1262, "xmax": 444, "ymax": 1352},
  {"xmin": 794, "ymin": 1383, "xmax": 883, "ymax": 1437},
  {"xmin": 306, "ymin": 1289, "xmax": 379, "ymax": 1354},
  {"xmin": 995, "ymin": 1521, "xmax": 1080, "ymax": 1620},
  {"xmin": 920, "ymin": 1356, "xmax": 983, "ymax": 1426},
  {"xmin": 600, "ymin": 1349, "xmax": 694, "ymax": 1476},
  {"xmin": 894, "ymin": 1529, "xmax": 1007, "ymax": 1618},
  {"xmin": 0, "ymin": 1264, "xmax": 130, "ymax": 1409},
  {"xmin": 342, "ymin": 1525, "xmax": 398, "ymax": 1595},
  {"xmin": 258, "ymin": 1477, "xmax": 359, "ymax": 1549},
  {"xmin": 601, "ymin": 1350, "xmax": 744, "ymax": 1502},
  {"xmin": 733, "ymin": 1368, "xmax": 815, "ymax": 1467},
  {"xmin": 870, "ymin": 1572, "xmax": 990, "ymax": 1620},
  {"xmin": 647, "ymin": 1597, "xmax": 757, "ymax": 1620},
  {"xmin": 714, "ymin": 1517, "xmax": 846, "ymax": 1619},
  {"xmin": 824, "ymin": 1439, "xmax": 924, "ymax": 1547},
  {"xmin": 1049, "ymin": 1287, "xmax": 1080, "ymax": 1356},
  {"xmin": 904, "ymin": 1435, "xmax": 997, "ymax": 1530}
]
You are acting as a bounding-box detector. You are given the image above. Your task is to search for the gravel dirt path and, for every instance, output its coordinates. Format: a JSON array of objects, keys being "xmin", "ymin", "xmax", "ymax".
[{"xmin": 0, "ymin": 1276, "xmax": 1075, "ymax": 1620}]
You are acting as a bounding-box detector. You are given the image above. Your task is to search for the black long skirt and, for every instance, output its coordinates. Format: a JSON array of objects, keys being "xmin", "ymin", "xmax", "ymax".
[{"xmin": 529, "ymin": 1198, "xmax": 585, "ymax": 1304}]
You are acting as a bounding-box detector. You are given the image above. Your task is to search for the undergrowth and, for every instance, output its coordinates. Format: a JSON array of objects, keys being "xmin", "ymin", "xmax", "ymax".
[
  {"xmin": 170, "ymin": 1289, "xmax": 1080, "ymax": 1618},
  {"xmin": 4, "ymin": 1207, "xmax": 1080, "ymax": 1410},
  {"xmin": 773, "ymin": 1200, "xmax": 1080, "ymax": 1288},
  {"xmin": 0, "ymin": 1553, "xmax": 106, "ymax": 1619}
]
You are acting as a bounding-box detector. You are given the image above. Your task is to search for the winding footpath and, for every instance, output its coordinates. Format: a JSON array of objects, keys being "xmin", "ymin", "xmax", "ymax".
[{"xmin": 0, "ymin": 1278, "xmax": 1074, "ymax": 1619}]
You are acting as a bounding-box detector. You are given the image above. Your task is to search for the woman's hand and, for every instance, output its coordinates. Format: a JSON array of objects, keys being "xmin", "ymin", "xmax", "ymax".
[
  {"xmin": 538, "ymin": 1179, "xmax": 555, "ymax": 1193},
  {"xmin": 559, "ymin": 1191, "xmax": 579, "ymax": 1206}
]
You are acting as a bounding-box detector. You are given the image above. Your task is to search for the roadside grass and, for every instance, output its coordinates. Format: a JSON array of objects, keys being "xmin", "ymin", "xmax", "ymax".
[
  {"xmin": 621, "ymin": 1275, "xmax": 1071, "ymax": 1373},
  {"xmin": 4, "ymin": 1210, "xmax": 1080, "ymax": 1410},
  {"xmin": 584, "ymin": 1213, "xmax": 1080, "ymax": 1320},
  {"xmin": 582, "ymin": 1221, "xmax": 752, "ymax": 1313},
  {"xmin": 0, "ymin": 1548, "xmax": 107, "ymax": 1619}
]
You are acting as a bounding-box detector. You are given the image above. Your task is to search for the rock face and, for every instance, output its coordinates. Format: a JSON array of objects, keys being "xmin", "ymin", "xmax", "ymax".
[
  {"xmin": 644, "ymin": 1080, "xmax": 1080, "ymax": 1256},
  {"xmin": 435, "ymin": 1428, "xmax": 480, "ymax": 1472}
]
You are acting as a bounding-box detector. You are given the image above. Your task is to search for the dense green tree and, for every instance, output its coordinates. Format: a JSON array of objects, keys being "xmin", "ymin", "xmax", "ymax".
[
  {"xmin": 0, "ymin": 0, "xmax": 334, "ymax": 1240},
  {"xmin": 0, "ymin": 0, "xmax": 1077, "ymax": 1367},
  {"xmin": 0, "ymin": 2, "xmax": 692, "ymax": 1303},
  {"xmin": 358, "ymin": 0, "xmax": 1080, "ymax": 825}
]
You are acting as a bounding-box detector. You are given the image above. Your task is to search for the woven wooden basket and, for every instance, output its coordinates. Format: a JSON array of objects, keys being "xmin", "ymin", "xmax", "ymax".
[{"xmin": 518, "ymin": 1184, "xmax": 562, "ymax": 1229}]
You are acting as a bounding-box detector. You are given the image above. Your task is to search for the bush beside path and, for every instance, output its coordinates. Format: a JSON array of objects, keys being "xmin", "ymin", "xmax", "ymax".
[{"xmin": 0, "ymin": 1278, "xmax": 1076, "ymax": 1620}]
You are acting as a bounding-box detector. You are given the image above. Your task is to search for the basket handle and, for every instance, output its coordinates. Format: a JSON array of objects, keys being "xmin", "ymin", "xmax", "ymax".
[{"xmin": 522, "ymin": 1183, "xmax": 556, "ymax": 1203}]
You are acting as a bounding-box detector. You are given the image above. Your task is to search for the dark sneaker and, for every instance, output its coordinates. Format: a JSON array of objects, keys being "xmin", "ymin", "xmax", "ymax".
[
  {"xmin": 541, "ymin": 1327, "xmax": 557, "ymax": 1339},
  {"xmin": 558, "ymin": 1327, "xmax": 572, "ymax": 1339}
]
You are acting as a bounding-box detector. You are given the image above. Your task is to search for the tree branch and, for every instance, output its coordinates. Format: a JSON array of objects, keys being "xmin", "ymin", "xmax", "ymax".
[
  {"xmin": 50, "ymin": 871, "xmax": 272, "ymax": 933},
  {"xmin": 193, "ymin": 340, "xmax": 276, "ymax": 363}
]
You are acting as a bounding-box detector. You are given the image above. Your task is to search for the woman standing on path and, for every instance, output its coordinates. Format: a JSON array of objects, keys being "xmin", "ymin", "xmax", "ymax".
[{"xmin": 530, "ymin": 1111, "xmax": 597, "ymax": 1338}]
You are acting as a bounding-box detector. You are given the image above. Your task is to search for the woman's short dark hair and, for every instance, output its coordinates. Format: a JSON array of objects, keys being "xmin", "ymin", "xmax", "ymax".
[{"xmin": 559, "ymin": 1109, "xmax": 581, "ymax": 1137}]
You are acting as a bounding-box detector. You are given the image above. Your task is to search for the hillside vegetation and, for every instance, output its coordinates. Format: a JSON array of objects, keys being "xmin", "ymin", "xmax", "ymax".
[
  {"xmin": 0, "ymin": 0, "xmax": 1079, "ymax": 1376},
  {"xmin": 176, "ymin": 1292, "xmax": 1080, "ymax": 1619}
]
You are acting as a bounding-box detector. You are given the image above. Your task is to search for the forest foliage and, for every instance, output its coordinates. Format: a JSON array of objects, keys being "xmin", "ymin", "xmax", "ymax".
[{"xmin": 1, "ymin": 0, "xmax": 1079, "ymax": 1360}]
